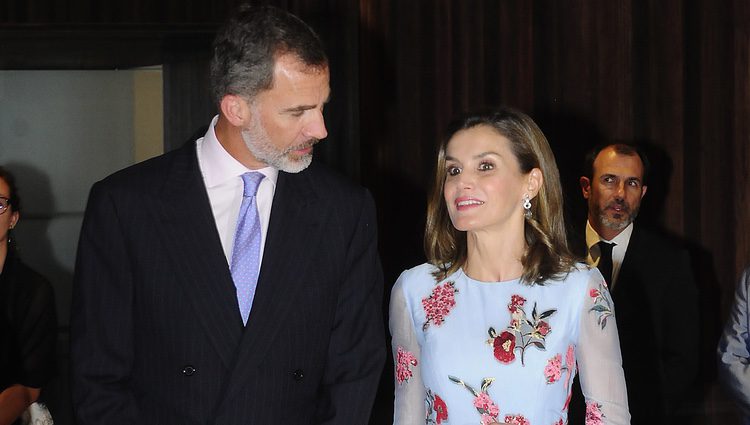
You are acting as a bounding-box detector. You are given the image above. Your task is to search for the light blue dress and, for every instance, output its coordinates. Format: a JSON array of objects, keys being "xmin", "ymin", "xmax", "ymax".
[{"xmin": 390, "ymin": 263, "xmax": 629, "ymax": 425}]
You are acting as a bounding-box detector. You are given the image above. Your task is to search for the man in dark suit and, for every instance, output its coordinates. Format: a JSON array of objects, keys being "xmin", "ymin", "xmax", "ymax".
[
  {"xmin": 573, "ymin": 143, "xmax": 699, "ymax": 424},
  {"xmin": 70, "ymin": 5, "xmax": 385, "ymax": 424}
]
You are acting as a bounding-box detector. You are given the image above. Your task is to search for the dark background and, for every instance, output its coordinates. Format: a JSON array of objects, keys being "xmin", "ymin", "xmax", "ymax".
[{"xmin": 2, "ymin": 0, "xmax": 749, "ymax": 423}]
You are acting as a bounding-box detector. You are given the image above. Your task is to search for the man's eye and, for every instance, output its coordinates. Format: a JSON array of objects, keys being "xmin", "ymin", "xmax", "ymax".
[
  {"xmin": 628, "ymin": 180, "xmax": 640, "ymax": 187},
  {"xmin": 446, "ymin": 166, "xmax": 461, "ymax": 176},
  {"xmin": 478, "ymin": 162, "xmax": 494, "ymax": 171},
  {"xmin": 603, "ymin": 177, "xmax": 615, "ymax": 184}
]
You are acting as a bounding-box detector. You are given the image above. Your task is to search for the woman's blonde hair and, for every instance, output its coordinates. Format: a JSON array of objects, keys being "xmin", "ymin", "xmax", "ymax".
[{"xmin": 424, "ymin": 107, "xmax": 577, "ymax": 284}]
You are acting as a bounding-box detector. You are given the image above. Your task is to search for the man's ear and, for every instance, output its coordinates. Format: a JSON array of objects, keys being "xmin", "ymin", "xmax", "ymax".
[
  {"xmin": 641, "ymin": 184, "xmax": 648, "ymax": 199},
  {"xmin": 580, "ymin": 176, "xmax": 591, "ymax": 199},
  {"xmin": 219, "ymin": 94, "xmax": 251, "ymax": 127}
]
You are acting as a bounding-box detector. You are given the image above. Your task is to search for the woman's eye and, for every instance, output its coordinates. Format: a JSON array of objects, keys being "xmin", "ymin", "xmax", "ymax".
[
  {"xmin": 446, "ymin": 166, "xmax": 461, "ymax": 176},
  {"xmin": 478, "ymin": 162, "xmax": 494, "ymax": 171}
]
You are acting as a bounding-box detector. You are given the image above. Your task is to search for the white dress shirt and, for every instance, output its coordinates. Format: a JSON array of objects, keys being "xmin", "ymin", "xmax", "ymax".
[
  {"xmin": 196, "ymin": 115, "xmax": 278, "ymax": 267},
  {"xmin": 585, "ymin": 220, "xmax": 634, "ymax": 289}
]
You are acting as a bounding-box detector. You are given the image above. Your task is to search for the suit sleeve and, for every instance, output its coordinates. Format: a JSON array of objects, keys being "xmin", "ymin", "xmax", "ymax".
[
  {"xmin": 315, "ymin": 189, "xmax": 386, "ymax": 424},
  {"xmin": 70, "ymin": 182, "xmax": 140, "ymax": 424},
  {"xmin": 717, "ymin": 268, "xmax": 750, "ymax": 416}
]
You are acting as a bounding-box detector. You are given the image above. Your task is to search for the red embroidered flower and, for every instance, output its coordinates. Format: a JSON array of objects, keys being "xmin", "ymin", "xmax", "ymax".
[
  {"xmin": 589, "ymin": 288, "xmax": 600, "ymax": 298},
  {"xmin": 422, "ymin": 281, "xmax": 458, "ymax": 330},
  {"xmin": 434, "ymin": 394, "xmax": 448, "ymax": 424},
  {"xmin": 508, "ymin": 294, "xmax": 527, "ymax": 312},
  {"xmin": 395, "ymin": 346, "xmax": 418, "ymax": 385},
  {"xmin": 585, "ymin": 402, "xmax": 605, "ymax": 425},
  {"xmin": 536, "ymin": 320, "xmax": 551, "ymax": 336},
  {"xmin": 504, "ymin": 414, "xmax": 530, "ymax": 425},
  {"xmin": 492, "ymin": 331, "xmax": 516, "ymax": 363},
  {"xmin": 553, "ymin": 419, "xmax": 564, "ymax": 425}
]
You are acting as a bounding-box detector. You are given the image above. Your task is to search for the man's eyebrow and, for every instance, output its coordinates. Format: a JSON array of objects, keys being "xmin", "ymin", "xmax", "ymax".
[
  {"xmin": 281, "ymin": 95, "xmax": 331, "ymax": 114},
  {"xmin": 282, "ymin": 104, "xmax": 317, "ymax": 113}
]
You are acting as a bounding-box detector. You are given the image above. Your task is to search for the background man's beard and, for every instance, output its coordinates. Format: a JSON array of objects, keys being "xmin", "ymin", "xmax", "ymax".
[
  {"xmin": 241, "ymin": 117, "xmax": 316, "ymax": 173},
  {"xmin": 598, "ymin": 203, "xmax": 639, "ymax": 232}
]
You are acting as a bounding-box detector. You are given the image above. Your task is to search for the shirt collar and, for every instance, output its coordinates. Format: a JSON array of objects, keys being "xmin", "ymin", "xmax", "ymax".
[
  {"xmin": 586, "ymin": 220, "xmax": 635, "ymax": 250},
  {"xmin": 199, "ymin": 115, "xmax": 279, "ymax": 188}
]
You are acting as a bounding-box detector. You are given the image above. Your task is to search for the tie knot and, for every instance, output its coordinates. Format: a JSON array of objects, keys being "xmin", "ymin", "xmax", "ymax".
[
  {"xmin": 597, "ymin": 240, "xmax": 616, "ymax": 255},
  {"xmin": 240, "ymin": 172, "xmax": 265, "ymax": 198}
]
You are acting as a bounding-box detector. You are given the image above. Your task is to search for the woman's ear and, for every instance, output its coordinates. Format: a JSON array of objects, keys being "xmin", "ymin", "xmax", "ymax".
[
  {"xmin": 219, "ymin": 94, "xmax": 251, "ymax": 127},
  {"xmin": 527, "ymin": 168, "xmax": 543, "ymax": 199},
  {"xmin": 9, "ymin": 211, "xmax": 19, "ymax": 230}
]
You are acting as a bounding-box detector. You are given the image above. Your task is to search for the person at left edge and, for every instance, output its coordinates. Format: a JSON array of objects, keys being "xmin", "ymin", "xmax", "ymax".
[{"xmin": 70, "ymin": 5, "xmax": 385, "ymax": 424}]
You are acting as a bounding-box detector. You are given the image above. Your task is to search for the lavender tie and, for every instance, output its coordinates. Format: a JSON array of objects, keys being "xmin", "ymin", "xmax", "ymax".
[{"xmin": 231, "ymin": 172, "xmax": 265, "ymax": 325}]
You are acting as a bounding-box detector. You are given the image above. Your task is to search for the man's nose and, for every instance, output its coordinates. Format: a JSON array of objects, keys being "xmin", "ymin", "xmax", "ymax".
[
  {"xmin": 614, "ymin": 181, "xmax": 626, "ymax": 198},
  {"xmin": 303, "ymin": 110, "xmax": 328, "ymax": 140}
]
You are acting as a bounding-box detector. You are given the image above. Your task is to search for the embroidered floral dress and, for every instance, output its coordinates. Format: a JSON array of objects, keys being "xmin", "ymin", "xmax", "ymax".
[{"xmin": 390, "ymin": 263, "xmax": 629, "ymax": 425}]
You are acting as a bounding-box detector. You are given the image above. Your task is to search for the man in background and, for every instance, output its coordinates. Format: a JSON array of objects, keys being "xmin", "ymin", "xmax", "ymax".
[
  {"xmin": 575, "ymin": 143, "xmax": 699, "ymax": 424},
  {"xmin": 717, "ymin": 267, "xmax": 750, "ymax": 425},
  {"xmin": 70, "ymin": 4, "xmax": 384, "ymax": 424}
]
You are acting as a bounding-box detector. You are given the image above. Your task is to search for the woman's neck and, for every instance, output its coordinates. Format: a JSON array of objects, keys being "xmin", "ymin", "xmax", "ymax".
[{"xmin": 464, "ymin": 228, "xmax": 526, "ymax": 282}]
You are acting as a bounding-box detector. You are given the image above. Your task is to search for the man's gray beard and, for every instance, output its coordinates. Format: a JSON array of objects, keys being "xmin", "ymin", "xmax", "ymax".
[
  {"xmin": 598, "ymin": 206, "xmax": 638, "ymax": 232},
  {"xmin": 241, "ymin": 114, "xmax": 314, "ymax": 173}
]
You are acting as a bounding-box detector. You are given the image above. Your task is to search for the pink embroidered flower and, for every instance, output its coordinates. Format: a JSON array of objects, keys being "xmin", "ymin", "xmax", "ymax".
[
  {"xmin": 473, "ymin": 392, "xmax": 500, "ymax": 417},
  {"xmin": 544, "ymin": 354, "xmax": 563, "ymax": 383},
  {"xmin": 492, "ymin": 331, "xmax": 516, "ymax": 363},
  {"xmin": 566, "ymin": 345, "xmax": 576, "ymax": 370},
  {"xmin": 553, "ymin": 419, "xmax": 564, "ymax": 425},
  {"xmin": 504, "ymin": 414, "xmax": 530, "ymax": 425},
  {"xmin": 395, "ymin": 346, "xmax": 417, "ymax": 384},
  {"xmin": 481, "ymin": 414, "xmax": 499, "ymax": 425},
  {"xmin": 536, "ymin": 320, "xmax": 551, "ymax": 336},
  {"xmin": 589, "ymin": 288, "xmax": 600, "ymax": 298},
  {"xmin": 433, "ymin": 394, "xmax": 448, "ymax": 424},
  {"xmin": 422, "ymin": 281, "xmax": 458, "ymax": 330},
  {"xmin": 585, "ymin": 402, "xmax": 605, "ymax": 425}
]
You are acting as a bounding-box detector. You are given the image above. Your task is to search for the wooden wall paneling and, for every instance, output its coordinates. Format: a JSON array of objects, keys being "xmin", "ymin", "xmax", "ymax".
[
  {"xmin": 497, "ymin": 2, "xmax": 535, "ymax": 112},
  {"xmin": 595, "ymin": 1, "xmax": 633, "ymax": 139},
  {"xmin": 696, "ymin": 1, "xmax": 735, "ymax": 294},
  {"xmin": 633, "ymin": 0, "xmax": 687, "ymax": 233},
  {"xmin": 732, "ymin": 0, "xmax": 750, "ymax": 280}
]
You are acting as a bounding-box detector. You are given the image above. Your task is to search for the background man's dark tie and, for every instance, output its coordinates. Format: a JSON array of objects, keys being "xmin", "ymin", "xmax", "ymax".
[{"xmin": 597, "ymin": 241, "xmax": 616, "ymax": 286}]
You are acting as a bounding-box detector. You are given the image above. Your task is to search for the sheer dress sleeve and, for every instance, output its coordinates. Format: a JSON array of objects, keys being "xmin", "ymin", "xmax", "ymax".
[
  {"xmin": 389, "ymin": 272, "xmax": 426, "ymax": 424},
  {"xmin": 577, "ymin": 269, "xmax": 631, "ymax": 424}
]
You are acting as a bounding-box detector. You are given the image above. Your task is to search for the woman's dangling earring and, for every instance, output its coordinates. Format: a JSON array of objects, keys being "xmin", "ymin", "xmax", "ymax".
[{"xmin": 523, "ymin": 194, "xmax": 532, "ymax": 219}]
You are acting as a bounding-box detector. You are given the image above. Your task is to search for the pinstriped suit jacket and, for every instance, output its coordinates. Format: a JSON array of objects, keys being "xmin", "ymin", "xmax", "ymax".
[{"xmin": 70, "ymin": 142, "xmax": 385, "ymax": 424}]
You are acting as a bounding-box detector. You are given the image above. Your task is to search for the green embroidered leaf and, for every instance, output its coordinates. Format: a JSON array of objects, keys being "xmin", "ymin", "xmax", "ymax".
[
  {"xmin": 528, "ymin": 340, "xmax": 546, "ymax": 350},
  {"xmin": 590, "ymin": 305, "xmax": 609, "ymax": 313},
  {"xmin": 539, "ymin": 309, "xmax": 557, "ymax": 320}
]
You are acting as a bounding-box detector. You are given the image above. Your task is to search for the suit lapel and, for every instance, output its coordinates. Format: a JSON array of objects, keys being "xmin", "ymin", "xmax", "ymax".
[
  {"xmin": 220, "ymin": 168, "xmax": 323, "ymax": 403},
  {"xmin": 154, "ymin": 144, "xmax": 242, "ymax": 367}
]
